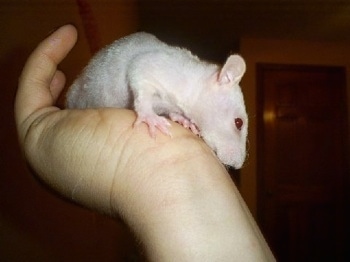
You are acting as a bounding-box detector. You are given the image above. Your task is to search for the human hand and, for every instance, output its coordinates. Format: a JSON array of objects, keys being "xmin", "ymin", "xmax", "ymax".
[{"xmin": 15, "ymin": 25, "xmax": 275, "ymax": 261}]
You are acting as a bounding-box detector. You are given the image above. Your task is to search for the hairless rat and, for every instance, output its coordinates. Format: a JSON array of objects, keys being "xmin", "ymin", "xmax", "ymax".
[{"xmin": 66, "ymin": 32, "xmax": 248, "ymax": 169}]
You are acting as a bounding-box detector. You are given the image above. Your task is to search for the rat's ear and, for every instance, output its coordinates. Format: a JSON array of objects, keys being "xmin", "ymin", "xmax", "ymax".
[{"xmin": 218, "ymin": 55, "xmax": 246, "ymax": 85}]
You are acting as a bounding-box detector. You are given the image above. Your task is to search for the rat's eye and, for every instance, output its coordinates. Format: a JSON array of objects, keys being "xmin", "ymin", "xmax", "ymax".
[{"xmin": 235, "ymin": 118, "xmax": 243, "ymax": 130}]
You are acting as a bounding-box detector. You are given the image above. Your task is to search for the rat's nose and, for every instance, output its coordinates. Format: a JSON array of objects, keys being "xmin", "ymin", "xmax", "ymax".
[{"xmin": 235, "ymin": 118, "xmax": 243, "ymax": 130}]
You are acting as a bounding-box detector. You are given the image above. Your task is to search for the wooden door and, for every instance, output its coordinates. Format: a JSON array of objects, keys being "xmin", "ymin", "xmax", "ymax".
[{"xmin": 257, "ymin": 64, "xmax": 349, "ymax": 261}]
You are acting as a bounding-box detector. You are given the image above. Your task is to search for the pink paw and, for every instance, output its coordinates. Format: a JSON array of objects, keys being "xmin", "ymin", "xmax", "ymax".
[
  {"xmin": 134, "ymin": 114, "xmax": 172, "ymax": 137},
  {"xmin": 169, "ymin": 113, "xmax": 200, "ymax": 135}
]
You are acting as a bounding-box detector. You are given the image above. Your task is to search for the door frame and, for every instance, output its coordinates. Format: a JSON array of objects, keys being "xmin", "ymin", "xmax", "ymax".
[{"xmin": 255, "ymin": 63, "xmax": 350, "ymax": 259}]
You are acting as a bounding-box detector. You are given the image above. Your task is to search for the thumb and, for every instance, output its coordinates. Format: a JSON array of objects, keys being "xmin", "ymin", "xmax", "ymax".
[{"xmin": 15, "ymin": 24, "xmax": 77, "ymax": 141}]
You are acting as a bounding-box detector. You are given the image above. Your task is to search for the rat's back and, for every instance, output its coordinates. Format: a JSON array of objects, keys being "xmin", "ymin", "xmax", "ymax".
[{"xmin": 66, "ymin": 32, "xmax": 164, "ymax": 109}]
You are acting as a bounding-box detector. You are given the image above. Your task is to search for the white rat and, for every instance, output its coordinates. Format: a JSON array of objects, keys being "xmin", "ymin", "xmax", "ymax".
[{"xmin": 66, "ymin": 32, "xmax": 248, "ymax": 169}]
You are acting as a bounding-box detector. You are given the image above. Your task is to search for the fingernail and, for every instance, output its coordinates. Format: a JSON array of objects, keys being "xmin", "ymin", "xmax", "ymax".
[{"xmin": 46, "ymin": 23, "xmax": 77, "ymax": 38}]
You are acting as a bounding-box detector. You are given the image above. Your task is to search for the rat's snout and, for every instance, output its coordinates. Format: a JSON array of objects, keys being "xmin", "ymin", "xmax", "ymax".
[
  {"xmin": 201, "ymin": 133, "xmax": 247, "ymax": 169},
  {"xmin": 216, "ymin": 146, "xmax": 246, "ymax": 169}
]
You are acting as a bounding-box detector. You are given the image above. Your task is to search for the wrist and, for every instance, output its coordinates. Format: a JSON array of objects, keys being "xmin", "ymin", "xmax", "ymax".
[{"xmin": 112, "ymin": 131, "xmax": 236, "ymax": 260}]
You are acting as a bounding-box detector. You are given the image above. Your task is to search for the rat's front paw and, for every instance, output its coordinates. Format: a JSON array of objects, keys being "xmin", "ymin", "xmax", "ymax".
[
  {"xmin": 169, "ymin": 113, "xmax": 200, "ymax": 135},
  {"xmin": 134, "ymin": 114, "xmax": 172, "ymax": 137}
]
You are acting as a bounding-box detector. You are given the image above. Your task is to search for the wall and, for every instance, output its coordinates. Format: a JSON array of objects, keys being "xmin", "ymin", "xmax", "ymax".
[
  {"xmin": 3, "ymin": 0, "xmax": 349, "ymax": 259},
  {"xmin": 0, "ymin": 0, "xmax": 140, "ymax": 261},
  {"xmin": 239, "ymin": 38, "xmax": 350, "ymax": 216}
]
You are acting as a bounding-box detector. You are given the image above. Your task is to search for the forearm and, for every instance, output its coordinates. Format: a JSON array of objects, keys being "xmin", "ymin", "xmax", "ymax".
[
  {"xmin": 19, "ymin": 103, "xmax": 274, "ymax": 261},
  {"xmin": 112, "ymin": 129, "xmax": 275, "ymax": 261}
]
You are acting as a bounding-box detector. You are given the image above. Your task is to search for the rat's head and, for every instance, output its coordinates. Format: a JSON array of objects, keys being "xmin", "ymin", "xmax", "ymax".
[{"xmin": 197, "ymin": 54, "xmax": 248, "ymax": 169}]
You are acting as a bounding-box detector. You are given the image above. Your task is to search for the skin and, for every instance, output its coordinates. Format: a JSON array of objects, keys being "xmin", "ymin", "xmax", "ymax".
[{"xmin": 15, "ymin": 25, "xmax": 275, "ymax": 261}]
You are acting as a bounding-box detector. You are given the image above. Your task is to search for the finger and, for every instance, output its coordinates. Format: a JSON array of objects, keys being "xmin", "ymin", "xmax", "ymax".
[{"xmin": 15, "ymin": 24, "xmax": 77, "ymax": 127}]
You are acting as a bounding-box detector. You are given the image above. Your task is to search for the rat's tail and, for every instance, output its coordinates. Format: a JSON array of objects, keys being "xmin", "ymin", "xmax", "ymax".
[{"xmin": 76, "ymin": 0, "xmax": 101, "ymax": 55}]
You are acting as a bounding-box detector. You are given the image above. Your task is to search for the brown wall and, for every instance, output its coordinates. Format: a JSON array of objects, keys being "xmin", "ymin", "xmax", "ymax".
[
  {"xmin": 1, "ymin": 0, "xmax": 349, "ymax": 260},
  {"xmin": 239, "ymin": 38, "xmax": 350, "ymax": 216}
]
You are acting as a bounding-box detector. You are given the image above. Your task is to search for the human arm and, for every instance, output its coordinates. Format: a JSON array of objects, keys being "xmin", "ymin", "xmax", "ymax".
[{"xmin": 15, "ymin": 24, "xmax": 275, "ymax": 261}]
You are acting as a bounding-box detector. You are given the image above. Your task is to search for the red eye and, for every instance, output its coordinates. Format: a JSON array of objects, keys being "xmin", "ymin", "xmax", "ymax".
[{"xmin": 235, "ymin": 118, "xmax": 243, "ymax": 130}]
